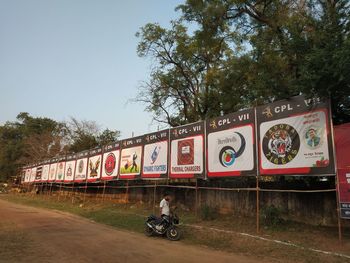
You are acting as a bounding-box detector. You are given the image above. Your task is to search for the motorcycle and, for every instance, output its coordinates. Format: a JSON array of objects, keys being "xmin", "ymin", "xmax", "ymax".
[{"xmin": 144, "ymin": 208, "xmax": 181, "ymax": 241}]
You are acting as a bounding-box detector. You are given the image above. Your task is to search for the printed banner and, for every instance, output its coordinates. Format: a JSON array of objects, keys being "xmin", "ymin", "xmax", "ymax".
[
  {"xmin": 87, "ymin": 148, "xmax": 102, "ymax": 182},
  {"xmin": 142, "ymin": 130, "xmax": 169, "ymax": 179},
  {"xmin": 64, "ymin": 154, "xmax": 76, "ymax": 183},
  {"xmin": 55, "ymin": 157, "xmax": 66, "ymax": 182},
  {"xmin": 338, "ymin": 168, "xmax": 350, "ymax": 219},
  {"xmin": 120, "ymin": 136, "xmax": 143, "ymax": 179},
  {"xmin": 24, "ymin": 167, "xmax": 32, "ymax": 183},
  {"xmin": 35, "ymin": 165, "xmax": 43, "ymax": 182},
  {"xmin": 41, "ymin": 161, "xmax": 50, "ymax": 182},
  {"xmin": 257, "ymin": 96, "xmax": 335, "ymax": 175},
  {"xmin": 74, "ymin": 151, "xmax": 89, "ymax": 183},
  {"xmin": 170, "ymin": 122, "xmax": 204, "ymax": 178},
  {"xmin": 30, "ymin": 167, "xmax": 37, "ymax": 183},
  {"xmin": 206, "ymin": 109, "xmax": 256, "ymax": 177},
  {"xmin": 48, "ymin": 158, "xmax": 58, "ymax": 182},
  {"xmin": 101, "ymin": 142, "xmax": 120, "ymax": 180}
]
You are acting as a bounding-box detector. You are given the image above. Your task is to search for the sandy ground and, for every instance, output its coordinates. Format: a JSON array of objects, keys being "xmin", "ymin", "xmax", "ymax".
[{"xmin": 0, "ymin": 199, "xmax": 264, "ymax": 263}]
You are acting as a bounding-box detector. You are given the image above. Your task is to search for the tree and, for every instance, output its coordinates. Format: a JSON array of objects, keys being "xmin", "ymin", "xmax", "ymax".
[
  {"xmin": 136, "ymin": 18, "xmax": 238, "ymax": 126},
  {"xmin": 97, "ymin": 129, "xmax": 120, "ymax": 146},
  {"xmin": 0, "ymin": 113, "xmax": 121, "ymax": 181},
  {"xmin": 137, "ymin": 0, "xmax": 350, "ymax": 124},
  {"xmin": 64, "ymin": 118, "xmax": 121, "ymax": 152},
  {"xmin": 0, "ymin": 113, "xmax": 65, "ymax": 181}
]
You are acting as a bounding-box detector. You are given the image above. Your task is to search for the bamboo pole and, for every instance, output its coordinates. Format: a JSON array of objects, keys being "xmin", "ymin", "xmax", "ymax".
[
  {"xmin": 102, "ymin": 181, "xmax": 107, "ymax": 202},
  {"xmin": 83, "ymin": 180, "xmax": 88, "ymax": 203}
]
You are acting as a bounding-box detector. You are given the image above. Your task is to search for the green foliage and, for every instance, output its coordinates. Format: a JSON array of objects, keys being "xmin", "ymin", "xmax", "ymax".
[
  {"xmin": 0, "ymin": 114, "xmax": 120, "ymax": 181},
  {"xmin": 0, "ymin": 113, "xmax": 63, "ymax": 181},
  {"xmin": 137, "ymin": 0, "xmax": 350, "ymax": 125},
  {"xmin": 200, "ymin": 204, "xmax": 218, "ymax": 221},
  {"xmin": 261, "ymin": 205, "xmax": 284, "ymax": 226},
  {"xmin": 97, "ymin": 129, "xmax": 120, "ymax": 147}
]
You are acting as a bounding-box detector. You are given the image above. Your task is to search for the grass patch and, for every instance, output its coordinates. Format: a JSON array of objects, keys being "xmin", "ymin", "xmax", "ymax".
[{"xmin": 1, "ymin": 193, "xmax": 349, "ymax": 263}]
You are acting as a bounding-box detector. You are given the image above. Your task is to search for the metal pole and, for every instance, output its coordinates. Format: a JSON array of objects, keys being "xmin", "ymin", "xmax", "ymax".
[
  {"xmin": 195, "ymin": 178, "xmax": 198, "ymax": 219},
  {"xmin": 153, "ymin": 180, "xmax": 157, "ymax": 214},
  {"xmin": 125, "ymin": 181, "xmax": 129, "ymax": 208},
  {"xmin": 329, "ymin": 98, "xmax": 342, "ymax": 244},
  {"xmin": 256, "ymin": 175, "xmax": 260, "ymax": 234},
  {"xmin": 57, "ymin": 182, "xmax": 63, "ymax": 201},
  {"xmin": 71, "ymin": 182, "xmax": 75, "ymax": 204},
  {"xmin": 254, "ymin": 106, "xmax": 260, "ymax": 234}
]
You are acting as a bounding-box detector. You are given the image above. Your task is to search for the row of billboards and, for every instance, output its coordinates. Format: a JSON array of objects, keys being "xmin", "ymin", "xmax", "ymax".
[{"xmin": 22, "ymin": 95, "xmax": 336, "ymax": 183}]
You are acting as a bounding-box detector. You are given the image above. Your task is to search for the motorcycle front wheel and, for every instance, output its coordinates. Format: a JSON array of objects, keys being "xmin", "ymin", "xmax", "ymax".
[
  {"xmin": 144, "ymin": 224, "xmax": 154, "ymax": 237},
  {"xmin": 166, "ymin": 226, "xmax": 181, "ymax": 241}
]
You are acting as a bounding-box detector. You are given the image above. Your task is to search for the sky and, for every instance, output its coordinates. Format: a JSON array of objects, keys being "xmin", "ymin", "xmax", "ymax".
[{"xmin": 0, "ymin": 0, "xmax": 183, "ymax": 139}]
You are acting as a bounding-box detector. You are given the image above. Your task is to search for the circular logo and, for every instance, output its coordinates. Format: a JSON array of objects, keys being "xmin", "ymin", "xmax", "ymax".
[
  {"xmin": 105, "ymin": 153, "xmax": 116, "ymax": 175},
  {"xmin": 219, "ymin": 146, "xmax": 236, "ymax": 167},
  {"xmin": 78, "ymin": 160, "xmax": 84, "ymax": 173},
  {"xmin": 262, "ymin": 123, "xmax": 300, "ymax": 165},
  {"xmin": 217, "ymin": 132, "xmax": 246, "ymax": 168}
]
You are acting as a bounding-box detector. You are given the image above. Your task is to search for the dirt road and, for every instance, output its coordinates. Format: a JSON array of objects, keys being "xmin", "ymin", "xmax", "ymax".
[{"xmin": 0, "ymin": 199, "xmax": 263, "ymax": 263}]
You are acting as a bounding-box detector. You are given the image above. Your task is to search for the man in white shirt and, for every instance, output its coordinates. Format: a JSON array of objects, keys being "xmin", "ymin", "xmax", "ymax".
[
  {"xmin": 156, "ymin": 193, "xmax": 171, "ymax": 231},
  {"xmin": 160, "ymin": 194, "xmax": 170, "ymax": 217}
]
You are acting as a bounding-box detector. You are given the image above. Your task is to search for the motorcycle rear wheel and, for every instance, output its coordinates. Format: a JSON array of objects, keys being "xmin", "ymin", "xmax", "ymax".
[{"xmin": 166, "ymin": 226, "xmax": 181, "ymax": 241}]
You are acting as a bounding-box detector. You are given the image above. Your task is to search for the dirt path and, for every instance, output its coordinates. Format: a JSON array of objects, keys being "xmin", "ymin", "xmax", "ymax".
[{"xmin": 0, "ymin": 199, "xmax": 264, "ymax": 263}]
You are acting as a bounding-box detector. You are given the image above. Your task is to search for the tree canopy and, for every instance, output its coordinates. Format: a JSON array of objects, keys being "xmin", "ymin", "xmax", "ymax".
[
  {"xmin": 136, "ymin": 0, "xmax": 350, "ymax": 126},
  {"xmin": 0, "ymin": 113, "xmax": 120, "ymax": 181}
]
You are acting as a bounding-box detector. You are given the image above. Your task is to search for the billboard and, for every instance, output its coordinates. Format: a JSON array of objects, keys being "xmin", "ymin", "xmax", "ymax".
[
  {"xmin": 120, "ymin": 136, "xmax": 143, "ymax": 179},
  {"xmin": 87, "ymin": 148, "xmax": 102, "ymax": 182},
  {"xmin": 170, "ymin": 122, "xmax": 205, "ymax": 179},
  {"xmin": 64, "ymin": 154, "xmax": 76, "ymax": 183},
  {"xmin": 256, "ymin": 96, "xmax": 335, "ymax": 175},
  {"xmin": 41, "ymin": 160, "xmax": 51, "ymax": 182},
  {"xmin": 74, "ymin": 151, "xmax": 89, "ymax": 183},
  {"xmin": 55, "ymin": 157, "xmax": 66, "ymax": 182},
  {"xmin": 338, "ymin": 168, "xmax": 350, "ymax": 219},
  {"xmin": 101, "ymin": 142, "xmax": 120, "ymax": 181},
  {"xmin": 48, "ymin": 158, "xmax": 58, "ymax": 182},
  {"xmin": 35, "ymin": 164, "xmax": 43, "ymax": 182},
  {"xmin": 206, "ymin": 109, "xmax": 256, "ymax": 177},
  {"xmin": 30, "ymin": 166, "xmax": 37, "ymax": 183},
  {"xmin": 24, "ymin": 167, "xmax": 32, "ymax": 183},
  {"xmin": 142, "ymin": 129, "xmax": 169, "ymax": 179}
]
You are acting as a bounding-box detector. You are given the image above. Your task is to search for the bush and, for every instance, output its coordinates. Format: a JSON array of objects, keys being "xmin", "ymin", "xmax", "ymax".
[
  {"xmin": 261, "ymin": 205, "xmax": 284, "ymax": 226},
  {"xmin": 200, "ymin": 204, "xmax": 218, "ymax": 221}
]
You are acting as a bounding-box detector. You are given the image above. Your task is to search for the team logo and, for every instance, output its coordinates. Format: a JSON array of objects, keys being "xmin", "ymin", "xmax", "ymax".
[
  {"xmin": 218, "ymin": 132, "xmax": 246, "ymax": 167},
  {"xmin": 177, "ymin": 139, "xmax": 194, "ymax": 165},
  {"xmin": 210, "ymin": 120, "xmax": 217, "ymax": 129},
  {"xmin": 50, "ymin": 167, "xmax": 55, "ymax": 177},
  {"xmin": 262, "ymin": 107, "xmax": 273, "ymax": 118},
  {"xmin": 89, "ymin": 158, "xmax": 101, "ymax": 177},
  {"xmin": 150, "ymin": 146, "xmax": 161, "ymax": 164},
  {"xmin": 172, "ymin": 129, "xmax": 178, "ymax": 137},
  {"xmin": 122, "ymin": 152, "xmax": 139, "ymax": 172},
  {"xmin": 78, "ymin": 160, "xmax": 84, "ymax": 173},
  {"xmin": 304, "ymin": 126, "xmax": 323, "ymax": 149},
  {"xmin": 67, "ymin": 165, "xmax": 72, "ymax": 177},
  {"xmin": 104, "ymin": 153, "xmax": 116, "ymax": 175},
  {"xmin": 263, "ymin": 124, "xmax": 300, "ymax": 165}
]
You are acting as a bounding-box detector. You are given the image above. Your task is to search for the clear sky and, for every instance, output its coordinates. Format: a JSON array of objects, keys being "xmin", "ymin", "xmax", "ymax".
[{"xmin": 0, "ymin": 0, "xmax": 183, "ymax": 139}]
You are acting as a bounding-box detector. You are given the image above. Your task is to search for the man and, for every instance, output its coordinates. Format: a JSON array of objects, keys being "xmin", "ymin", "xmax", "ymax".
[
  {"xmin": 306, "ymin": 128, "xmax": 321, "ymax": 148},
  {"xmin": 156, "ymin": 193, "xmax": 171, "ymax": 231}
]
